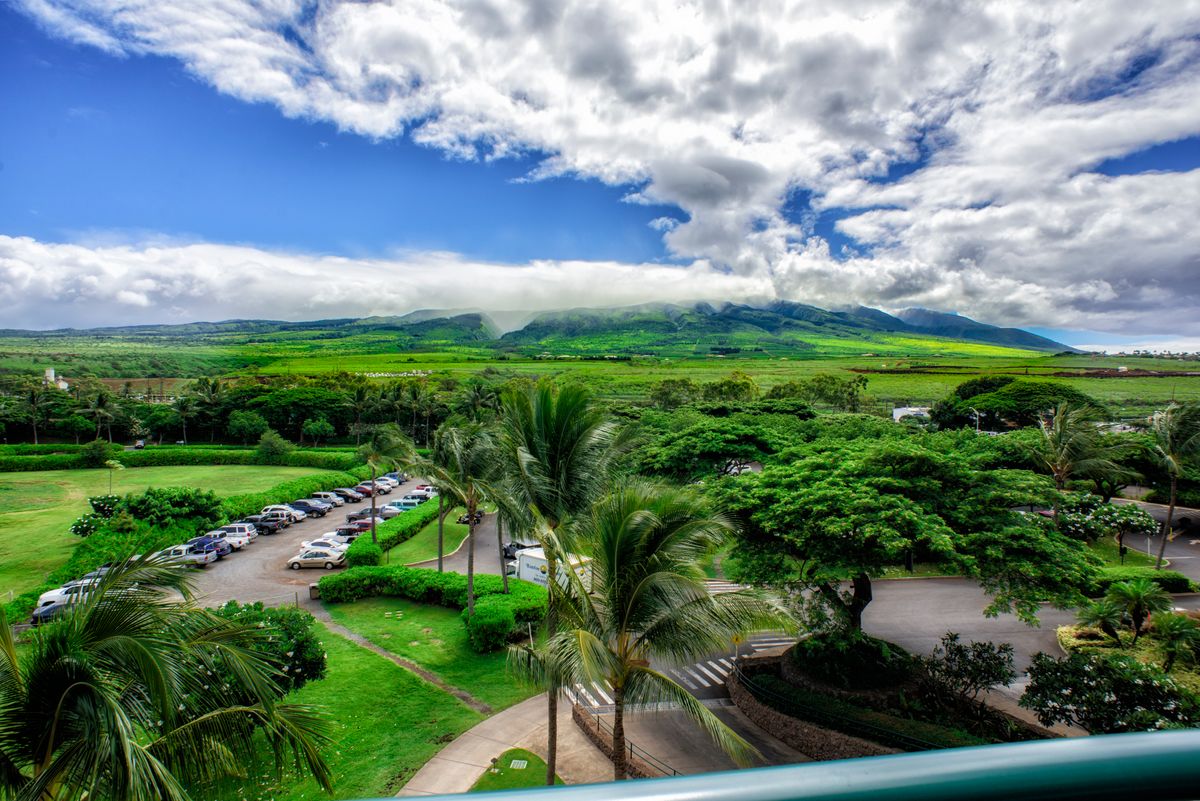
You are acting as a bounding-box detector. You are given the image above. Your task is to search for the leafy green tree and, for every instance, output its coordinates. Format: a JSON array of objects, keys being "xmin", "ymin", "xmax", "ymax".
[
  {"xmin": 640, "ymin": 419, "xmax": 773, "ymax": 480},
  {"xmin": 517, "ymin": 482, "xmax": 782, "ymax": 780},
  {"xmin": 1153, "ymin": 613, "xmax": 1200, "ymax": 672},
  {"xmin": 1106, "ymin": 578, "xmax": 1171, "ymax": 645},
  {"xmin": 702, "ymin": 371, "xmax": 758, "ymax": 403},
  {"xmin": 649, "ymin": 378, "xmax": 699, "ymax": 410},
  {"xmin": 55, "ymin": 413, "xmax": 94, "ymax": 445},
  {"xmin": 1025, "ymin": 403, "xmax": 1130, "ymax": 492},
  {"xmin": 1146, "ymin": 403, "xmax": 1200, "ymax": 568},
  {"xmin": 78, "ymin": 438, "xmax": 118, "ymax": 468},
  {"xmin": 801, "ymin": 373, "xmax": 870, "ymax": 412},
  {"xmin": 715, "ymin": 439, "xmax": 1096, "ymax": 629},
  {"xmin": 357, "ymin": 423, "xmax": 412, "ymax": 545},
  {"xmin": 920, "ymin": 632, "xmax": 1016, "ymax": 703},
  {"xmin": 301, "ymin": 417, "xmax": 335, "ymax": 446},
  {"xmin": 1077, "ymin": 598, "xmax": 1126, "ymax": 645},
  {"xmin": 141, "ymin": 404, "xmax": 180, "ymax": 446},
  {"xmin": 0, "ymin": 558, "xmax": 332, "ymax": 800},
  {"xmin": 228, "ymin": 409, "xmax": 269, "ymax": 444},
  {"xmin": 1021, "ymin": 652, "xmax": 1199, "ymax": 733},
  {"xmin": 256, "ymin": 429, "xmax": 294, "ymax": 465},
  {"xmin": 496, "ymin": 381, "xmax": 629, "ymax": 785}
]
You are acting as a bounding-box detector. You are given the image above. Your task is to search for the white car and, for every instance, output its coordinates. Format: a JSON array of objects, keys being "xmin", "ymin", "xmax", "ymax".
[
  {"xmin": 36, "ymin": 580, "xmax": 99, "ymax": 608},
  {"xmin": 390, "ymin": 498, "xmax": 423, "ymax": 511},
  {"xmin": 156, "ymin": 544, "xmax": 218, "ymax": 568},
  {"xmin": 206, "ymin": 528, "xmax": 251, "ymax": 550},
  {"xmin": 376, "ymin": 476, "xmax": 400, "ymax": 488},
  {"xmin": 288, "ymin": 548, "xmax": 346, "ymax": 570},
  {"xmin": 312, "ymin": 491, "xmax": 345, "ymax": 507},
  {"xmin": 262, "ymin": 504, "xmax": 306, "ymax": 522},
  {"xmin": 221, "ymin": 523, "xmax": 259, "ymax": 541},
  {"xmin": 300, "ymin": 537, "xmax": 351, "ymax": 552},
  {"xmin": 380, "ymin": 505, "xmax": 403, "ymax": 519}
]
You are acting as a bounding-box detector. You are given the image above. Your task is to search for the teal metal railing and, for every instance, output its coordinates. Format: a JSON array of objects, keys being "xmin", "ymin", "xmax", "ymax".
[{"xmin": 367, "ymin": 730, "xmax": 1200, "ymax": 800}]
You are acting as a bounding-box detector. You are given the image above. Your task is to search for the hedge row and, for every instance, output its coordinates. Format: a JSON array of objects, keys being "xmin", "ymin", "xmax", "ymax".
[
  {"xmin": 742, "ymin": 673, "xmax": 990, "ymax": 750},
  {"xmin": 1090, "ymin": 566, "xmax": 1196, "ymax": 596},
  {"xmin": 219, "ymin": 470, "xmax": 367, "ymax": 520},
  {"xmin": 344, "ymin": 501, "xmax": 444, "ymax": 567},
  {"xmin": 318, "ymin": 566, "xmax": 546, "ymax": 652},
  {"xmin": 0, "ymin": 446, "xmax": 364, "ymax": 473},
  {"xmin": 0, "ymin": 443, "xmax": 84, "ymax": 455}
]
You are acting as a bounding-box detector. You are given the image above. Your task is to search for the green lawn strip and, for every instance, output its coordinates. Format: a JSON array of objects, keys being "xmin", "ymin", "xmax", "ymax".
[
  {"xmin": 197, "ymin": 621, "xmax": 484, "ymax": 801},
  {"xmin": 0, "ymin": 466, "xmax": 323, "ymax": 597},
  {"xmin": 385, "ymin": 508, "xmax": 471, "ymax": 565},
  {"xmin": 325, "ymin": 597, "xmax": 537, "ymax": 711},
  {"xmin": 1088, "ymin": 536, "xmax": 1156, "ymax": 568},
  {"xmin": 470, "ymin": 749, "xmax": 562, "ymax": 792},
  {"xmin": 1058, "ymin": 624, "xmax": 1200, "ymax": 697}
]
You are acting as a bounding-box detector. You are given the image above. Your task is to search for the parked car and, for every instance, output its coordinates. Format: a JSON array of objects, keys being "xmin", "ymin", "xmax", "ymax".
[
  {"xmin": 312, "ymin": 491, "xmax": 345, "ymax": 507},
  {"xmin": 371, "ymin": 480, "xmax": 393, "ymax": 494},
  {"xmin": 288, "ymin": 549, "xmax": 346, "ymax": 570},
  {"xmin": 352, "ymin": 484, "xmax": 376, "ymax": 498},
  {"xmin": 204, "ymin": 528, "xmax": 251, "ymax": 550},
  {"xmin": 376, "ymin": 476, "xmax": 400, "ymax": 488},
  {"xmin": 400, "ymin": 493, "xmax": 429, "ymax": 505},
  {"xmin": 253, "ymin": 510, "xmax": 292, "ymax": 528},
  {"xmin": 457, "ymin": 511, "xmax": 484, "ymax": 526},
  {"xmin": 37, "ymin": 580, "xmax": 99, "ymax": 608},
  {"xmin": 410, "ymin": 487, "xmax": 437, "ymax": 500},
  {"xmin": 332, "ymin": 487, "xmax": 365, "ymax": 502},
  {"xmin": 379, "ymin": 505, "xmax": 403, "ymax": 520},
  {"xmin": 334, "ymin": 520, "xmax": 372, "ymax": 538},
  {"xmin": 502, "ymin": 541, "xmax": 538, "ymax": 560},
  {"xmin": 389, "ymin": 498, "xmax": 423, "ymax": 511},
  {"xmin": 221, "ymin": 522, "xmax": 259, "ymax": 541},
  {"xmin": 30, "ymin": 601, "xmax": 70, "ymax": 626},
  {"xmin": 186, "ymin": 535, "xmax": 232, "ymax": 559},
  {"xmin": 300, "ymin": 537, "xmax": 351, "ymax": 552},
  {"xmin": 262, "ymin": 504, "xmax": 306, "ymax": 522},
  {"xmin": 384, "ymin": 471, "xmax": 407, "ymax": 483},
  {"xmin": 289, "ymin": 499, "xmax": 329, "ymax": 517},
  {"xmin": 133, "ymin": 439, "xmax": 145, "ymax": 449},
  {"xmin": 347, "ymin": 507, "xmax": 386, "ymax": 523},
  {"xmin": 156, "ymin": 544, "xmax": 217, "ymax": 567},
  {"xmin": 238, "ymin": 516, "xmax": 282, "ymax": 535}
]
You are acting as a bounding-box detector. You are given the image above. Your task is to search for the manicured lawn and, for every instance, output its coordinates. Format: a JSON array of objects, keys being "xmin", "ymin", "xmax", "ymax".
[
  {"xmin": 200, "ymin": 622, "xmax": 483, "ymax": 801},
  {"xmin": 325, "ymin": 596, "xmax": 538, "ymax": 711},
  {"xmin": 1090, "ymin": 536, "xmax": 1156, "ymax": 568},
  {"xmin": 0, "ymin": 466, "xmax": 325, "ymax": 597},
  {"xmin": 470, "ymin": 749, "xmax": 561, "ymax": 792},
  {"xmin": 385, "ymin": 508, "xmax": 470, "ymax": 565}
]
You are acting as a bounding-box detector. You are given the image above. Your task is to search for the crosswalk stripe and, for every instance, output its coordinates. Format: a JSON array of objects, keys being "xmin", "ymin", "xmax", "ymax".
[
  {"xmin": 577, "ymin": 685, "xmax": 600, "ymax": 707},
  {"xmin": 682, "ymin": 666, "xmax": 711, "ymax": 687},
  {"xmin": 717, "ymin": 658, "xmax": 734, "ymax": 670},
  {"xmin": 591, "ymin": 682, "xmax": 614, "ymax": 705},
  {"xmin": 695, "ymin": 663, "xmax": 724, "ymax": 683},
  {"xmin": 669, "ymin": 668, "xmax": 698, "ymax": 690}
]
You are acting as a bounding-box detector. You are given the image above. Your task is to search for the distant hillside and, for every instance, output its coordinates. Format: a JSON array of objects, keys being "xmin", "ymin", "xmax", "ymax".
[{"xmin": 892, "ymin": 309, "xmax": 1072, "ymax": 352}]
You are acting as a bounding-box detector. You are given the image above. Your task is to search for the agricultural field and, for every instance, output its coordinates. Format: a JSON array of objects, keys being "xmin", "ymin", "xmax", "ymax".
[{"xmin": 0, "ymin": 465, "xmax": 327, "ymax": 598}]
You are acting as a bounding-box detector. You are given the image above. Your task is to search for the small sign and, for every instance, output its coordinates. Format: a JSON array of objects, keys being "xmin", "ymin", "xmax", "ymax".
[{"xmin": 509, "ymin": 760, "xmax": 528, "ymax": 770}]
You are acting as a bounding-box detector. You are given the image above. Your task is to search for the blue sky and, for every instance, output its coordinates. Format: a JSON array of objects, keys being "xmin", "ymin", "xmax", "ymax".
[
  {"xmin": 0, "ymin": 4, "xmax": 678, "ymax": 264},
  {"xmin": 2, "ymin": 1, "xmax": 1199, "ymax": 344}
]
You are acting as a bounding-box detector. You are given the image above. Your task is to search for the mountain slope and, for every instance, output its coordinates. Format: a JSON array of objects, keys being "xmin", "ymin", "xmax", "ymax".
[{"xmin": 893, "ymin": 309, "xmax": 1072, "ymax": 352}]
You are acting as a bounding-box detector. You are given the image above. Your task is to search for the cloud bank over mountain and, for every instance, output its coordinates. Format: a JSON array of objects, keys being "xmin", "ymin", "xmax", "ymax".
[{"xmin": 9, "ymin": 0, "xmax": 1200, "ymax": 334}]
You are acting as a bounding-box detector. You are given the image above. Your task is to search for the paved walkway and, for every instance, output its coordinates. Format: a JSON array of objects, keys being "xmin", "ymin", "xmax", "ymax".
[{"xmin": 398, "ymin": 694, "xmax": 612, "ymax": 796}]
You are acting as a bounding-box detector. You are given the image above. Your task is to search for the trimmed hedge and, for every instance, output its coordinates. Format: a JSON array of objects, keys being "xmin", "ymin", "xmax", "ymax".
[
  {"xmin": 0, "ymin": 443, "xmax": 84, "ymax": 455},
  {"xmin": 343, "ymin": 501, "xmax": 444, "ymax": 567},
  {"xmin": 1090, "ymin": 566, "xmax": 1196, "ymax": 596},
  {"xmin": 219, "ymin": 470, "xmax": 365, "ymax": 520},
  {"xmin": 0, "ymin": 446, "xmax": 364, "ymax": 473},
  {"xmin": 0, "ymin": 453, "xmax": 87, "ymax": 472},
  {"xmin": 318, "ymin": 565, "xmax": 546, "ymax": 652},
  {"xmin": 743, "ymin": 673, "xmax": 990, "ymax": 750}
]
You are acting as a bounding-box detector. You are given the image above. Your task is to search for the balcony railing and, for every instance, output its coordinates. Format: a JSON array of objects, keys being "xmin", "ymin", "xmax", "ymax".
[{"xmin": 375, "ymin": 730, "xmax": 1200, "ymax": 801}]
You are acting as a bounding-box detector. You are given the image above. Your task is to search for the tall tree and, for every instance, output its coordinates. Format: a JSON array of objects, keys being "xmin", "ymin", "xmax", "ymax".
[
  {"xmin": 1146, "ymin": 403, "xmax": 1200, "ymax": 568},
  {"xmin": 172, "ymin": 395, "xmax": 196, "ymax": 445},
  {"xmin": 1025, "ymin": 402, "xmax": 1130, "ymax": 492},
  {"xmin": 496, "ymin": 382, "xmax": 630, "ymax": 785},
  {"xmin": 191, "ymin": 376, "xmax": 224, "ymax": 442},
  {"xmin": 87, "ymin": 392, "xmax": 116, "ymax": 442},
  {"xmin": 24, "ymin": 384, "xmax": 50, "ymax": 445},
  {"xmin": 518, "ymin": 482, "xmax": 782, "ymax": 780},
  {"xmin": 345, "ymin": 385, "xmax": 375, "ymax": 446},
  {"xmin": 356, "ymin": 424, "xmax": 411, "ymax": 545},
  {"xmin": 0, "ymin": 557, "xmax": 332, "ymax": 801},
  {"xmin": 1106, "ymin": 578, "xmax": 1171, "ymax": 645}
]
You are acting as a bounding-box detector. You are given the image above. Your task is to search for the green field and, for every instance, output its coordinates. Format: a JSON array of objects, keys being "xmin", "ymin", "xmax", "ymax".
[
  {"xmin": 325, "ymin": 597, "xmax": 538, "ymax": 711},
  {"xmin": 0, "ymin": 465, "xmax": 326, "ymax": 598}
]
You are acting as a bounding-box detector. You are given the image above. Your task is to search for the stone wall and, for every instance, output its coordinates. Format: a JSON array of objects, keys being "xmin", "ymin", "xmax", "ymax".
[{"xmin": 570, "ymin": 704, "xmax": 656, "ymax": 779}]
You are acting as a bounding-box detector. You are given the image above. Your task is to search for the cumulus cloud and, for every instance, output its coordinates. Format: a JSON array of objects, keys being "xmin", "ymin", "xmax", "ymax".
[
  {"xmin": 11, "ymin": 0, "xmax": 1200, "ymax": 334},
  {"xmin": 0, "ymin": 236, "xmax": 771, "ymax": 330}
]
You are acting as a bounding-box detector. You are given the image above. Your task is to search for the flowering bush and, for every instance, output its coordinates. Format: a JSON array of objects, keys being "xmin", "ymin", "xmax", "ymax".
[
  {"xmin": 212, "ymin": 601, "xmax": 326, "ymax": 692},
  {"xmin": 1020, "ymin": 651, "xmax": 1200, "ymax": 733},
  {"xmin": 69, "ymin": 513, "xmax": 103, "ymax": 538},
  {"xmin": 87, "ymin": 494, "xmax": 121, "ymax": 518}
]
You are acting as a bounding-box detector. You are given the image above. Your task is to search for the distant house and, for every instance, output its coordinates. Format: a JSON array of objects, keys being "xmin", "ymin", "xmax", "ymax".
[
  {"xmin": 43, "ymin": 368, "xmax": 69, "ymax": 391},
  {"xmin": 892, "ymin": 406, "xmax": 930, "ymax": 423}
]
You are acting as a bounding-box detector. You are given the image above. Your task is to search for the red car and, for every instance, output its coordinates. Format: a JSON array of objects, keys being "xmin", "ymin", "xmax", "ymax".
[{"xmin": 352, "ymin": 483, "xmax": 376, "ymax": 497}]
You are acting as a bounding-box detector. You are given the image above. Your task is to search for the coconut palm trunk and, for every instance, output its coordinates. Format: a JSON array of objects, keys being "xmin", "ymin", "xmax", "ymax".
[
  {"xmin": 498, "ymin": 513, "xmax": 509, "ymax": 593},
  {"xmin": 370, "ymin": 464, "xmax": 379, "ymax": 545},
  {"xmin": 1156, "ymin": 474, "xmax": 1177, "ymax": 569},
  {"xmin": 611, "ymin": 683, "xmax": 627, "ymax": 780},
  {"xmin": 437, "ymin": 494, "xmax": 445, "ymax": 572},
  {"xmin": 466, "ymin": 497, "xmax": 477, "ymax": 616}
]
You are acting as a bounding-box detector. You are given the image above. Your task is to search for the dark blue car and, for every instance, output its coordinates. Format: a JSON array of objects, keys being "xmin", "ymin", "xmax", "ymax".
[{"xmin": 186, "ymin": 535, "xmax": 232, "ymax": 559}]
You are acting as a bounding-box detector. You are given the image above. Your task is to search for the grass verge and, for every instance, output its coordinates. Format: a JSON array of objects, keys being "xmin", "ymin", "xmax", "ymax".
[
  {"xmin": 385, "ymin": 508, "xmax": 471, "ymax": 565},
  {"xmin": 470, "ymin": 749, "xmax": 561, "ymax": 792}
]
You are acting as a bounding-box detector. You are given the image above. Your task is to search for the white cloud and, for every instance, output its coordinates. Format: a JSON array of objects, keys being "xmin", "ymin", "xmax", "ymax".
[
  {"xmin": 11, "ymin": 0, "xmax": 1200, "ymax": 334},
  {"xmin": 0, "ymin": 236, "xmax": 770, "ymax": 330}
]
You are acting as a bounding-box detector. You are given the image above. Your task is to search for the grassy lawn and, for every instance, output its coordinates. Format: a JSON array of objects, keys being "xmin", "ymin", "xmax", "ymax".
[
  {"xmin": 1059, "ymin": 624, "xmax": 1200, "ymax": 696},
  {"xmin": 385, "ymin": 508, "xmax": 470, "ymax": 565},
  {"xmin": 325, "ymin": 597, "xmax": 537, "ymax": 711},
  {"xmin": 200, "ymin": 622, "xmax": 483, "ymax": 801},
  {"xmin": 470, "ymin": 749, "xmax": 561, "ymax": 792},
  {"xmin": 0, "ymin": 465, "xmax": 325, "ymax": 597}
]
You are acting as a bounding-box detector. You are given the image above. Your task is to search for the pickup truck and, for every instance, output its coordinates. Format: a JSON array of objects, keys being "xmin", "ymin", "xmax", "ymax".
[{"xmin": 156, "ymin": 544, "xmax": 217, "ymax": 568}]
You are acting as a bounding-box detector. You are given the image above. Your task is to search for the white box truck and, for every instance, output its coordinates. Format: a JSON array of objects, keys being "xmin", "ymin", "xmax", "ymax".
[{"xmin": 515, "ymin": 547, "xmax": 591, "ymax": 590}]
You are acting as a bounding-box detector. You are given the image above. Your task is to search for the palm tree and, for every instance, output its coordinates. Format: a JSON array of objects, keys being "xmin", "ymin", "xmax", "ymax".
[
  {"xmin": 1026, "ymin": 403, "xmax": 1130, "ymax": 492},
  {"xmin": 1077, "ymin": 598, "xmax": 1125, "ymax": 645},
  {"xmin": 87, "ymin": 392, "xmax": 116, "ymax": 442},
  {"xmin": 517, "ymin": 482, "xmax": 785, "ymax": 780},
  {"xmin": 404, "ymin": 382, "xmax": 429, "ymax": 442},
  {"xmin": 0, "ymin": 556, "xmax": 331, "ymax": 801},
  {"xmin": 1154, "ymin": 613, "xmax": 1200, "ymax": 672},
  {"xmin": 345, "ymin": 385, "xmax": 375, "ymax": 446},
  {"xmin": 172, "ymin": 395, "xmax": 198, "ymax": 445},
  {"xmin": 357, "ymin": 424, "xmax": 412, "ymax": 545},
  {"xmin": 1106, "ymin": 578, "xmax": 1172, "ymax": 645},
  {"xmin": 191, "ymin": 377, "xmax": 224, "ymax": 441},
  {"xmin": 1146, "ymin": 404, "xmax": 1200, "ymax": 568},
  {"xmin": 496, "ymin": 382, "xmax": 631, "ymax": 785},
  {"xmin": 409, "ymin": 423, "xmax": 500, "ymax": 615},
  {"xmin": 25, "ymin": 384, "xmax": 50, "ymax": 445}
]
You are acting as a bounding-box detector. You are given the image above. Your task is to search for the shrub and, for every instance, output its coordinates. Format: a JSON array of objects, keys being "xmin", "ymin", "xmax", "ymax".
[
  {"xmin": 78, "ymin": 439, "xmax": 119, "ymax": 468},
  {"xmin": 121, "ymin": 486, "xmax": 223, "ymax": 528},
  {"xmin": 792, "ymin": 630, "xmax": 917, "ymax": 690},
  {"xmin": 88, "ymin": 495, "xmax": 121, "ymax": 517},
  {"xmin": 919, "ymin": 632, "xmax": 1016, "ymax": 702},
  {"xmin": 0, "ymin": 453, "xmax": 84, "ymax": 472},
  {"xmin": 342, "ymin": 502, "xmax": 443, "ymax": 567},
  {"xmin": 1021, "ymin": 651, "xmax": 1200, "ymax": 733},
  {"xmin": 318, "ymin": 565, "xmax": 546, "ymax": 652},
  {"xmin": 211, "ymin": 601, "xmax": 326, "ymax": 692},
  {"xmin": 69, "ymin": 513, "xmax": 103, "ymax": 538},
  {"xmin": 256, "ymin": 429, "xmax": 294, "ymax": 464},
  {"xmin": 1091, "ymin": 567, "xmax": 1196, "ymax": 596}
]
